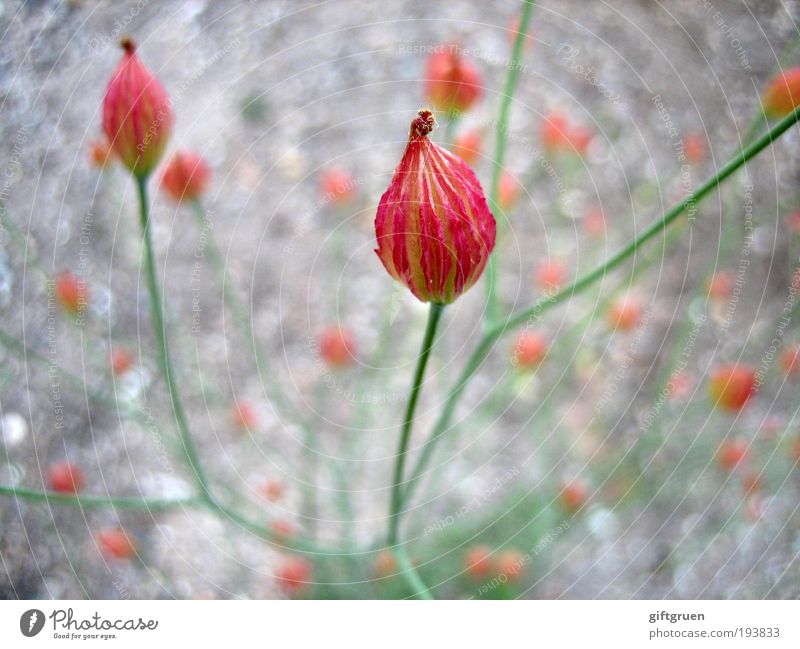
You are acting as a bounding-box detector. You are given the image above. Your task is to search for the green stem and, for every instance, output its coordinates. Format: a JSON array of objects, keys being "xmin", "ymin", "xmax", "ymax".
[
  {"xmin": 136, "ymin": 175, "xmax": 212, "ymax": 502},
  {"xmin": 484, "ymin": 0, "xmax": 536, "ymax": 329},
  {"xmin": 387, "ymin": 302, "xmax": 445, "ymax": 544},
  {"xmin": 402, "ymin": 104, "xmax": 800, "ymax": 506},
  {"xmin": 394, "ymin": 546, "xmax": 434, "ymax": 600},
  {"xmin": 0, "ymin": 485, "xmax": 200, "ymax": 511}
]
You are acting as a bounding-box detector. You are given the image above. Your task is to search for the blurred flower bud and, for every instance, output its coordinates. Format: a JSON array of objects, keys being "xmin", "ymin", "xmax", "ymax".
[
  {"xmin": 161, "ymin": 152, "xmax": 211, "ymax": 203},
  {"xmin": 48, "ymin": 461, "xmax": 85, "ymax": 494},
  {"xmin": 318, "ymin": 327, "xmax": 356, "ymax": 368},
  {"xmin": 424, "ymin": 46, "xmax": 483, "ymax": 116},
  {"xmin": 709, "ymin": 364, "xmax": 756, "ymax": 412},
  {"xmin": 451, "ymin": 128, "xmax": 482, "ymax": 166},
  {"xmin": 512, "ymin": 330, "xmax": 548, "ymax": 369},
  {"xmin": 762, "ymin": 67, "xmax": 800, "ymax": 118},
  {"xmin": 97, "ymin": 528, "xmax": 136, "ymax": 560},
  {"xmin": 55, "ymin": 271, "xmax": 89, "ymax": 317}
]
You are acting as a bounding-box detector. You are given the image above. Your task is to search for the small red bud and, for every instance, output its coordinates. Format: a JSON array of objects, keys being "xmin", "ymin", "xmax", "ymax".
[
  {"xmin": 102, "ymin": 38, "xmax": 172, "ymax": 177},
  {"xmin": 540, "ymin": 112, "xmax": 592, "ymax": 156},
  {"xmin": 497, "ymin": 171, "xmax": 520, "ymax": 212},
  {"xmin": 161, "ymin": 152, "xmax": 211, "ymax": 203},
  {"xmin": 48, "ymin": 461, "xmax": 85, "ymax": 494},
  {"xmin": 424, "ymin": 46, "xmax": 483, "ymax": 116},
  {"xmin": 275, "ymin": 555, "xmax": 313, "ymax": 594},
  {"xmin": 89, "ymin": 137, "xmax": 113, "ymax": 169},
  {"xmin": 55, "ymin": 271, "xmax": 89, "ymax": 317},
  {"xmin": 606, "ymin": 295, "xmax": 642, "ymax": 332},
  {"xmin": 584, "ymin": 207, "xmax": 606, "ymax": 238},
  {"xmin": 512, "ymin": 331, "xmax": 548, "ymax": 369},
  {"xmin": 451, "ymin": 128, "xmax": 482, "ymax": 166},
  {"xmin": 717, "ymin": 437, "xmax": 748, "ymax": 471},
  {"xmin": 560, "ymin": 479, "xmax": 588, "ymax": 513},
  {"xmin": 375, "ymin": 110, "xmax": 496, "ymax": 304},
  {"xmin": 709, "ymin": 364, "xmax": 756, "ymax": 412},
  {"xmin": 495, "ymin": 548, "xmax": 526, "ymax": 583},
  {"xmin": 762, "ymin": 67, "xmax": 800, "ymax": 118},
  {"xmin": 232, "ymin": 400, "xmax": 259, "ymax": 432},
  {"xmin": 110, "ymin": 347, "xmax": 134, "ymax": 376},
  {"xmin": 318, "ymin": 327, "xmax": 356, "ymax": 368},
  {"xmin": 97, "ymin": 528, "xmax": 136, "ymax": 560},
  {"xmin": 464, "ymin": 544, "xmax": 493, "ymax": 581},
  {"xmin": 780, "ymin": 343, "xmax": 800, "ymax": 378},
  {"xmin": 319, "ymin": 167, "xmax": 358, "ymax": 206},
  {"xmin": 261, "ymin": 479, "xmax": 285, "ymax": 503},
  {"xmin": 535, "ymin": 258, "xmax": 567, "ymax": 292},
  {"xmin": 707, "ymin": 271, "xmax": 734, "ymax": 302},
  {"xmin": 683, "ymin": 132, "xmax": 706, "ymax": 165}
]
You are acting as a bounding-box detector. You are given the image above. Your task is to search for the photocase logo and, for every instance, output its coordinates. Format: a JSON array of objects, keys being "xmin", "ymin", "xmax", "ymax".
[{"xmin": 20, "ymin": 609, "xmax": 45, "ymax": 637}]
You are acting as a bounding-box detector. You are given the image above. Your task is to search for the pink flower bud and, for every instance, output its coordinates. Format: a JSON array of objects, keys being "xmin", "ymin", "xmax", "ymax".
[
  {"xmin": 161, "ymin": 152, "xmax": 211, "ymax": 203},
  {"xmin": 560, "ymin": 479, "xmax": 588, "ymax": 513},
  {"xmin": 375, "ymin": 109, "xmax": 496, "ymax": 304},
  {"xmin": 89, "ymin": 137, "xmax": 113, "ymax": 169},
  {"xmin": 717, "ymin": 437, "xmax": 748, "ymax": 471},
  {"xmin": 683, "ymin": 132, "xmax": 706, "ymax": 165},
  {"xmin": 762, "ymin": 67, "xmax": 800, "ymax": 118},
  {"xmin": 584, "ymin": 207, "xmax": 606, "ymax": 238},
  {"xmin": 463, "ymin": 544, "xmax": 493, "ymax": 581},
  {"xmin": 606, "ymin": 295, "xmax": 642, "ymax": 332},
  {"xmin": 495, "ymin": 548, "xmax": 526, "ymax": 583},
  {"xmin": 261, "ymin": 479, "xmax": 285, "ymax": 502},
  {"xmin": 110, "ymin": 347, "xmax": 134, "ymax": 376},
  {"xmin": 232, "ymin": 400, "xmax": 259, "ymax": 432},
  {"xmin": 497, "ymin": 171, "xmax": 520, "ymax": 212},
  {"xmin": 424, "ymin": 46, "xmax": 483, "ymax": 116},
  {"xmin": 707, "ymin": 271, "xmax": 734, "ymax": 302},
  {"xmin": 540, "ymin": 112, "xmax": 592, "ymax": 156},
  {"xmin": 102, "ymin": 38, "xmax": 172, "ymax": 177},
  {"xmin": 534, "ymin": 258, "xmax": 567, "ymax": 292},
  {"xmin": 48, "ymin": 461, "xmax": 85, "ymax": 494}
]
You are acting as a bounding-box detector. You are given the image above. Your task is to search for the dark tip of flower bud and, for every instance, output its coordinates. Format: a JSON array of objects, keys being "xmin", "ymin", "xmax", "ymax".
[
  {"xmin": 409, "ymin": 109, "xmax": 435, "ymax": 140},
  {"xmin": 120, "ymin": 37, "xmax": 136, "ymax": 54}
]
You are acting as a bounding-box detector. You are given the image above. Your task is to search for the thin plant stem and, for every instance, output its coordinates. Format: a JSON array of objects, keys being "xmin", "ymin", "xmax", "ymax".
[
  {"xmin": 387, "ymin": 302, "xmax": 445, "ymax": 545},
  {"xmin": 0, "ymin": 485, "xmax": 201, "ymax": 511},
  {"xmin": 393, "ymin": 546, "xmax": 434, "ymax": 600},
  {"xmin": 401, "ymin": 105, "xmax": 800, "ymax": 507},
  {"xmin": 136, "ymin": 175, "xmax": 212, "ymax": 501},
  {"xmin": 484, "ymin": 0, "xmax": 536, "ymax": 328}
]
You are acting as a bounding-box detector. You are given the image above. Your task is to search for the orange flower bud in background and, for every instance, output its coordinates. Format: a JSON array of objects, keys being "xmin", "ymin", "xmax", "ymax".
[
  {"xmin": 683, "ymin": 132, "xmax": 706, "ymax": 165},
  {"xmin": 761, "ymin": 67, "xmax": 800, "ymax": 118},
  {"xmin": 512, "ymin": 330, "xmax": 548, "ymax": 369},
  {"xmin": 424, "ymin": 46, "xmax": 483, "ymax": 116},
  {"xmin": 717, "ymin": 437, "xmax": 748, "ymax": 471},
  {"xmin": 464, "ymin": 544, "xmax": 492, "ymax": 581},
  {"xmin": 707, "ymin": 271, "xmax": 734, "ymax": 302},
  {"xmin": 110, "ymin": 347, "xmax": 134, "ymax": 376},
  {"xmin": 261, "ymin": 479, "xmax": 284, "ymax": 503},
  {"xmin": 606, "ymin": 295, "xmax": 642, "ymax": 332},
  {"xmin": 55, "ymin": 271, "xmax": 89, "ymax": 317},
  {"xmin": 102, "ymin": 38, "xmax": 172, "ymax": 177},
  {"xmin": 534, "ymin": 258, "xmax": 567, "ymax": 292},
  {"xmin": 276, "ymin": 555, "xmax": 313, "ymax": 594},
  {"xmin": 47, "ymin": 461, "xmax": 85, "ymax": 494},
  {"xmin": 89, "ymin": 137, "xmax": 112, "ymax": 168},
  {"xmin": 584, "ymin": 207, "xmax": 606, "ymax": 238},
  {"xmin": 97, "ymin": 528, "xmax": 136, "ymax": 560},
  {"xmin": 495, "ymin": 548, "xmax": 526, "ymax": 583},
  {"xmin": 271, "ymin": 519, "xmax": 296, "ymax": 540},
  {"xmin": 709, "ymin": 364, "xmax": 756, "ymax": 412},
  {"xmin": 318, "ymin": 327, "xmax": 356, "ymax": 368},
  {"xmin": 373, "ymin": 550, "xmax": 397, "ymax": 578},
  {"xmin": 375, "ymin": 110, "xmax": 496, "ymax": 304},
  {"xmin": 451, "ymin": 128, "xmax": 482, "ymax": 166},
  {"xmin": 319, "ymin": 167, "xmax": 358, "ymax": 206},
  {"xmin": 540, "ymin": 112, "xmax": 592, "ymax": 156},
  {"xmin": 497, "ymin": 171, "xmax": 520, "ymax": 212},
  {"xmin": 161, "ymin": 152, "xmax": 211, "ymax": 203},
  {"xmin": 780, "ymin": 343, "xmax": 800, "ymax": 378},
  {"xmin": 785, "ymin": 210, "xmax": 800, "ymax": 234},
  {"xmin": 560, "ymin": 479, "xmax": 588, "ymax": 513},
  {"xmin": 232, "ymin": 400, "xmax": 258, "ymax": 432}
]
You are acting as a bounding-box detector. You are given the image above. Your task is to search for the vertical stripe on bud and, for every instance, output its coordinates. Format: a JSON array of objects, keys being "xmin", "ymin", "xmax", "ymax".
[
  {"xmin": 102, "ymin": 38, "xmax": 172, "ymax": 177},
  {"xmin": 375, "ymin": 109, "xmax": 496, "ymax": 304}
]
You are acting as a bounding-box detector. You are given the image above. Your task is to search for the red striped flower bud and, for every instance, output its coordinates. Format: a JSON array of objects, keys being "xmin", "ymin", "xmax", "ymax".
[
  {"xmin": 375, "ymin": 109, "xmax": 496, "ymax": 304},
  {"xmin": 102, "ymin": 38, "xmax": 172, "ymax": 178},
  {"xmin": 762, "ymin": 67, "xmax": 800, "ymax": 118},
  {"xmin": 424, "ymin": 46, "xmax": 483, "ymax": 116},
  {"xmin": 161, "ymin": 152, "xmax": 211, "ymax": 203},
  {"xmin": 709, "ymin": 364, "xmax": 756, "ymax": 412},
  {"xmin": 47, "ymin": 461, "xmax": 85, "ymax": 494}
]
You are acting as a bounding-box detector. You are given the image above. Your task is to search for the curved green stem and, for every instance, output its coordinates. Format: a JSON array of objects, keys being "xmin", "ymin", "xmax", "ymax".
[
  {"xmin": 0, "ymin": 485, "xmax": 200, "ymax": 511},
  {"xmin": 484, "ymin": 0, "xmax": 536, "ymax": 328},
  {"xmin": 136, "ymin": 175, "xmax": 212, "ymax": 502},
  {"xmin": 387, "ymin": 302, "xmax": 445, "ymax": 545},
  {"xmin": 402, "ymin": 104, "xmax": 800, "ymax": 506},
  {"xmin": 394, "ymin": 546, "xmax": 434, "ymax": 600}
]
